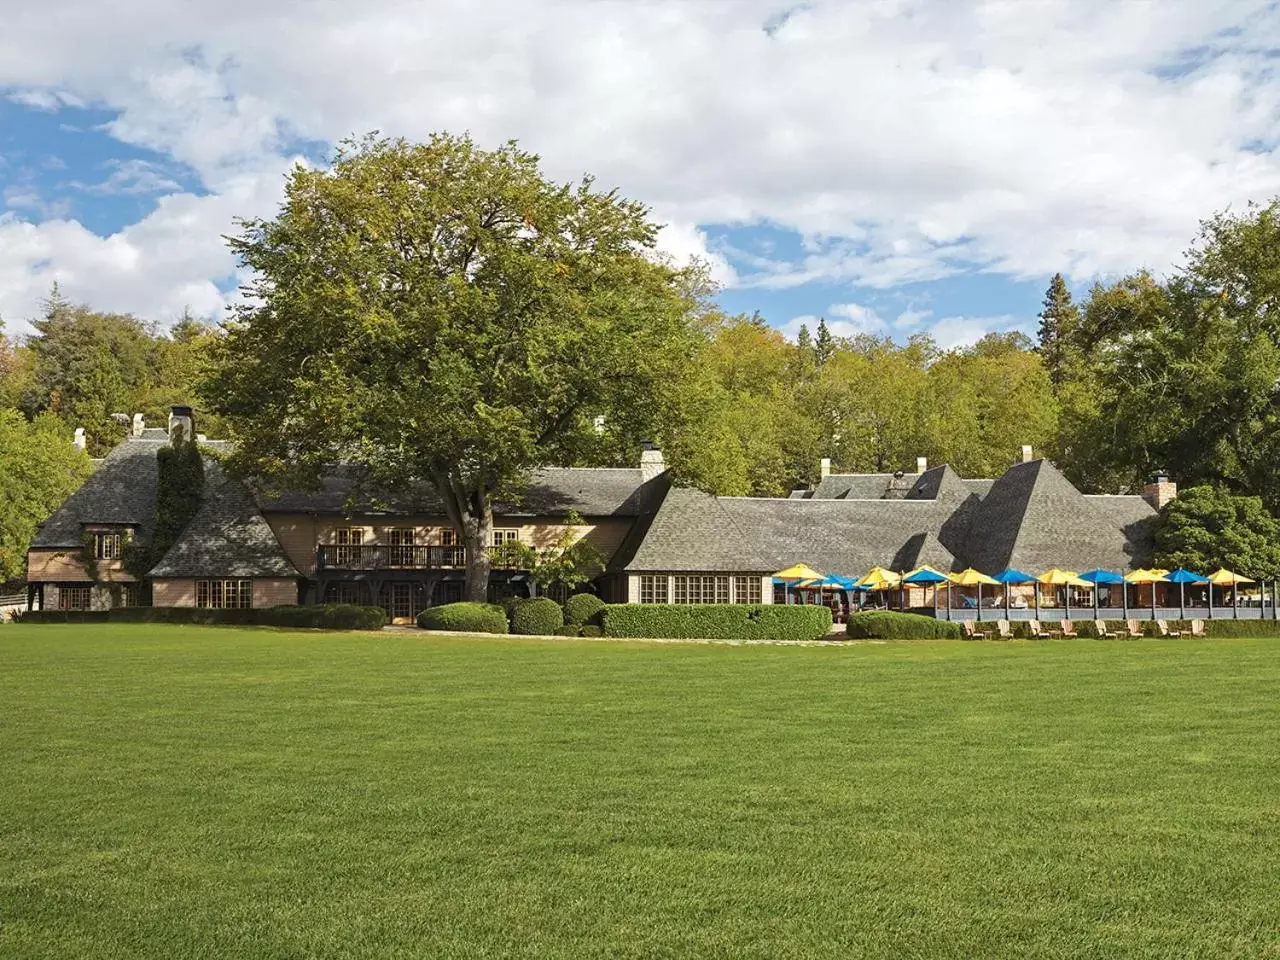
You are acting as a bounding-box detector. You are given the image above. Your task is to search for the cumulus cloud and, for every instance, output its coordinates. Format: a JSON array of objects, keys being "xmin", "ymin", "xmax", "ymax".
[{"xmin": 0, "ymin": 0, "xmax": 1278, "ymax": 336}]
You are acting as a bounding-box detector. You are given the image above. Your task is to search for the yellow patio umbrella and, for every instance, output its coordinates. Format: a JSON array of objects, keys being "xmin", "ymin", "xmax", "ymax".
[
  {"xmin": 948, "ymin": 568, "xmax": 998, "ymax": 621},
  {"xmin": 1124, "ymin": 568, "xmax": 1169, "ymax": 583},
  {"xmin": 857, "ymin": 566, "xmax": 901, "ymax": 589},
  {"xmin": 774, "ymin": 563, "xmax": 826, "ymax": 581},
  {"xmin": 1040, "ymin": 569, "xmax": 1091, "ymax": 587},
  {"xmin": 949, "ymin": 568, "xmax": 998, "ymax": 586},
  {"xmin": 1208, "ymin": 568, "xmax": 1254, "ymax": 585}
]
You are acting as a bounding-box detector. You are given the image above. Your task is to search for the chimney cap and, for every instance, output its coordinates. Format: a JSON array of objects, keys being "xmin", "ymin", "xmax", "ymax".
[
  {"xmin": 170, "ymin": 404, "xmax": 194, "ymax": 417},
  {"xmin": 640, "ymin": 439, "xmax": 658, "ymax": 451}
]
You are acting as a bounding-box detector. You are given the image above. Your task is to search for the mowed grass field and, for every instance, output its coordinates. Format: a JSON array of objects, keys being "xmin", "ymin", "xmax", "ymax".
[{"xmin": 2, "ymin": 628, "xmax": 1279, "ymax": 959}]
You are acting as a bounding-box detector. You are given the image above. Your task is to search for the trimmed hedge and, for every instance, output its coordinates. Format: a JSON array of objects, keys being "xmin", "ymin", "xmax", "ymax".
[
  {"xmin": 564, "ymin": 593, "xmax": 606, "ymax": 627},
  {"xmin": 846, "ymin": 611, "xmax": 963, "ymax": 640},
  {"xmin": 600, "ymin": 604, "xmax": 833, "ymax": 641},
  {"xmin": 1201, "ymin": 619, "xmax": 1279, "ymax": 638},
  {"xmin": 17, "ymin": 604, "xmax": 386, "ymax": 630},
  {"xmin": 417, "ymin": 602, "xmax": 509, "ymax": 634},
  {"xmin": 510, "ymin": 597, "xmax": 565, "ymax": 635}
]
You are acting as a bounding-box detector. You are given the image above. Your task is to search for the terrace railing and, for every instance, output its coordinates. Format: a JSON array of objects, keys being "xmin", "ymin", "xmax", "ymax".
[{"xmin": 315, "ymin": 544, "xmax": 525, "ymax": 572}]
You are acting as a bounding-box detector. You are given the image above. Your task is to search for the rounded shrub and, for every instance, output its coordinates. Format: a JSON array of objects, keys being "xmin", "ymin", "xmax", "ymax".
[
  {"xmin": 564, "ymin": 593, "xmax": 606, "ymax": 626},
  {"xmin": 580, "ymin": 625, "xmax": 602, "ymax": 638},
  {"xmin": 846, "ymin": 611, "xmax": 962, "ymax": 640},
  {"xmin": 417, "ymin": 602, "xmax": 509, "ymax": 634},
  {"xmin": 552, "ymin": 624, "xmax": 581, "ymax": 637},
  {"xmin": 510, "ymin": 597, "xmax": 565, "ymax": 636}
]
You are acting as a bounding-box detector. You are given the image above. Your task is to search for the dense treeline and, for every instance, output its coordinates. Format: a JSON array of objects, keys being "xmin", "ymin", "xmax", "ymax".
[{"xmin": 3, "ymin": 196, "xmax": 1280, "ymax": 584}]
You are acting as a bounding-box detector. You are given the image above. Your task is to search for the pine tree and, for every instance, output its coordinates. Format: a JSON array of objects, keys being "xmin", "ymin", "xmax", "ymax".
[
  {"xmin": 796, "ymin": 322, "xmax": 813, "ymax": 355},
  {"xmin": 1036, "ymin": 273, "xmax": 1079, "ymax": 390},
  {"xmin": 815, "ymin": 317, "xmax": 835, "ymax": 366}
]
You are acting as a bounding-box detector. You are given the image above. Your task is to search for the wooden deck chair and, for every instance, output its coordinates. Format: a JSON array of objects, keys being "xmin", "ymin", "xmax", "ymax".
[
  {"xmin": 962, "ymin": 619, "xmax": 989, "ymax": 640},
  {"xmin": 995, "ymin": 619, "xmax": 1014, "ymax": 639},
  {"xmin": 1124, "ymin": 619, "xmax": 1144, "ymax": 638},
  {"xmin": 1093, "ymin": 620, "xmax": 1118, "ymax": 638},
  {"xmin": 1190, "ymin": 619, "xmax": 1206, "ymax": 637},
  {"xmin": 1030, "ymin": 619, "xmax": 1058, "ymax": 639},
  {"xmin": 1059, "ymin": 619, "xmax": 1078, "ymax": 638},
  {"xmin": 1156, "ymin": 620, "xmax": 1183, "ymax": 638}
]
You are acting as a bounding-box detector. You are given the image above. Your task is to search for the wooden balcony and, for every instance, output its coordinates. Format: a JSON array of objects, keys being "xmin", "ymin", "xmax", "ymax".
[{"xmin": 315, "ymin": 544, "xmax": 524, "ymax": 572}]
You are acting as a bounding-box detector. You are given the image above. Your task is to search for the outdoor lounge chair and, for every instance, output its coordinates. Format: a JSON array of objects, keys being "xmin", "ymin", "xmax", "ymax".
[
  {"xmin": 1190, "ymin": 619, "xmax": 1206, "ymax": 637},
  {"xmin": 995, "ymin": 619, "xmax": 1014, "ymax": 639},
  {"xmin": 1156, "ymin": 620, "xmax": 1183, "ymax": 638},
  {"xmin": 961, "ymin": 620, "xmax": 989, "ymax": 640},
  {"xmin": 1093, "ymin": 620, "xmax": 1118, "ymax": 638},
  {"xmin": 1029, "ymin": 619, "xmax": 1059, "ymax": 639},
  {"xmin": 1124, "ymin": 619, "xmax": 1144, "ymax": 639},
  {"xmin": 1058, "ymin": 619, "xmax": 1078, "ymax": 638}
]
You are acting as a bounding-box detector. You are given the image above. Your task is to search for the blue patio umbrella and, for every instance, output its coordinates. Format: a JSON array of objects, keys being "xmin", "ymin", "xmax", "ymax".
[
  {"xmin": 1079, "ymin": 569, "xmax": 1126, "ymax": 618},
  {"xmin": 992, "ymin": 568, "xmax": 1037, "ymax": 619},
  {"xmin": 903, "ymin": 566, "xmax": 950, "ymax": 617},
  {"xmin": 1165, "ymin": 568, "xmax": 1209, "ymax": 619}
]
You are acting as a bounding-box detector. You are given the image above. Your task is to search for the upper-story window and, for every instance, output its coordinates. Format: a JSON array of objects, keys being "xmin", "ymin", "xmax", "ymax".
[
  {"xmin": 492, "ymin": 529, "xmax": 520, "ymax": 546},
  {"xmin": 388, "ymin": 528, "xmax": 416, "ymax": 566},
  {"xmin": 93, "ymin": 531, "xmax": 123, "ymax": 560},
  {"xmin": 334, "ymin": 528, "xmax": 364, "ymax": 565}
]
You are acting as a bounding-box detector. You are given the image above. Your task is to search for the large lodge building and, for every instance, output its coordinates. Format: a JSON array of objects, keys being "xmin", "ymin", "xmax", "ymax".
[{"xmin": 25, "ymin": 408, "xmax": 1171, "ymax": 622}]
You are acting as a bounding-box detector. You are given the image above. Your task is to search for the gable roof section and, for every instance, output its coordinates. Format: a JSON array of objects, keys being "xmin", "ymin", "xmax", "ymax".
[
  {"xmin": 149, "ymin": 462, "xmax": 299, "ymax": 579},
  {"xmin": 960, "ymin": 460, "xmax": 1146, "ymax": 573},
  {"xmin": 31, "ymin": 436, "xmax": 166, "ymax": 549},
  {"xmin": 257, "ymin": 465, "xmax": 656, "ymax": 518},
  {"xmin": 622, "ymin": 488, "xmax": 771, "ymax": 572},
  {"xmin": 810, "ymin": 473, "xmax": 920, "ymax": 500},
  {"xmin": 893, "ymin": 532, "xmax": 956, "ymax": 572}
]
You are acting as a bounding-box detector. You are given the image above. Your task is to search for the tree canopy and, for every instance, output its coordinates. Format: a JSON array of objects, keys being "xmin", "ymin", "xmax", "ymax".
[
  {"xmin": 1152, "ymin": 485, "xmax": 1280, "ymax": 579},
  {"xmin": 204, "ymin": 133, "xmax": 705, "ymax": 601}
]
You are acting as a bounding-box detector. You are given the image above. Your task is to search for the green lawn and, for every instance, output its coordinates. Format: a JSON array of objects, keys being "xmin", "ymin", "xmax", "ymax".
[{"xmin": 2, "ymin": 627, "xmax": 1279, "ymax": 959}]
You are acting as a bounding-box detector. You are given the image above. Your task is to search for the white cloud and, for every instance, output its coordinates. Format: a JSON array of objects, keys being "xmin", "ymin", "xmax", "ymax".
[
  {"xmin": 73, "ymin": 159, "xmax": 183, "ymax": 196},
  {"xmin": 928, "ymin": 314, "xmax": 1026, "ymax": 350},
  {"xmin": 0, "ymin": 0, "xmax": 1279, "ymax": 327}
]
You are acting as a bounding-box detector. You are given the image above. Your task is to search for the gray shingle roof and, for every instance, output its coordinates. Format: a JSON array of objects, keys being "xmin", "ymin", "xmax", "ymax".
[
  {"xmin": 256, "ymin": 466, "xmax": 658, "ymax": 518},
  {"xmin": 624, "ymin": 489, "xmax": 957, "ymax": 576},
  {"xmin": 31, "ymin": 436, "xmax": 166, "ymax": 548},
  {"xmin": 148, "ymin": 462, "xmax": 299, "ymax": 579},
  {"xmin": 893, "ymin": 532, "xmax": 956, "ymax": 572},
  {"xmin": 810, "ymin": 473, "xmax": 919, "ymax": 500},
  {"xmin": 958, "ymin": 460, "xmax": 1149, "ymax": 573}
]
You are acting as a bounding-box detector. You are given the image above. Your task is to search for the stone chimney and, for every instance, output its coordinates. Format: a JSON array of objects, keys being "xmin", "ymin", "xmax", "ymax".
[
  {"xmin": 820, "ymin": 457, "xmax": 832, "ymax": 478},
  {"xmin": 1142, "ymin": 474, "xmax": 1178, "ymax": 511},
  {"xmin": 73, "ymin": 428, "xmax": 86, "ymax": 451},
  {"xmin": 131, "ymin": 413, "xmax": 145, "ymax": 438},
  {"xmin": 639, "ymin": 441, "xmax": 666, "ymax": 482},
  {"xmin": 1020, "ymin": 444, "xmax": 1034, "ymax": 463},
  {"xmin": 916, "ymin": 456, "xmax": 928, "ymax": 473},
  {"xmin": 168, "ymin": 405, "xmax": 195, "ymax": 444}
]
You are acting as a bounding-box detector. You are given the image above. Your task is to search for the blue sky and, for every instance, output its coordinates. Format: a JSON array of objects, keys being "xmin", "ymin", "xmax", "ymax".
[{"xmin": 2, "ymin": 0, "xmax": 1278, "ymax": 343}]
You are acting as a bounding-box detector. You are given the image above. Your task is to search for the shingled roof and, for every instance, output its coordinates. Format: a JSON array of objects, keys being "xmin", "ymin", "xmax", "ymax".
[
  {"xmin": 958, "ymin": 459, "xmax": 1151, "ymax": 573},
  {"xmin": 149, "ymin": 462, "xmax": 298, "ymax": 579},
  {"xmin": 31, "ymin": 435, "xmax": 166, "ymax": 548},
  {"xmin": 256, "ymin": 465, "xmax": 660, "ymax": 518}
]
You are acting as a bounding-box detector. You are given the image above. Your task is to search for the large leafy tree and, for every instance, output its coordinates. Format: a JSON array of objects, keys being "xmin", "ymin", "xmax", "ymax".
[
  {"xmin": 0, "ymin": 409, "xmax": 93, "ymax": 585},
  {"xmin": 204, "ymin": 134, "xmax": 703, "ymax": 601},
  {"xmin": 1153, "ymin": 485, "xmax": 1280, "ymax": 579}
]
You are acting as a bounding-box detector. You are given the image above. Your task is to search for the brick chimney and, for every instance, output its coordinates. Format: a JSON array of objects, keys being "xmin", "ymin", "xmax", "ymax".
[
  {"xmin": 639, "ymin": 441, "xmax": 666, "ymax": 482},
  {"xmin": 820, "ymin": 457, "xmax": 832, "ymax": 478},
  {"xmin": 73, "ymin": 427, "xmax": 86, "ymax": 451},
  {"xmin": 1020, "ymin": 444, "xmax": 1034, "ymax": 463},
  {"xmin": 131, "ymin": 413, "xmax": 145, "ymax": 438},
  {"xmin": 916, "ymin": 456, "xmax": 928, "ymax": 473},
  {"xmin": 1142, "ymin": 474, "xmax": 1177, "ymax": 511},
  {"xmin": 168, "ymin": 405, "xmax": 194, "ymax": 444}
]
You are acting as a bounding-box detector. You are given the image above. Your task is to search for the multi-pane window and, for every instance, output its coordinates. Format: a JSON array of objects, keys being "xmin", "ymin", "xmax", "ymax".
[
  {"xmin": 672, "ymin": 575, "xmax": 729, "ymax": 604},
  {"xmin": 195, "ymin": 579, "xmax": 253, "ymax": 609},
  {"xmin": 334, "ymin": 528, "xmax": 364, "ymax": 565},
  {"xmin": 734, "ymin": 576, "xmax": 762, "ymax": 604},
  {"xmin": 388, "ymin": 528, "xmax": 415, "ymax": 567},
  {"xmin": 640, "ymin": 575, "xmax": 669, "ymax": 604},
  {"xmin": 116, "ymin": 584, "xmax": 140, "ymax": 608},
  {"xmin": 58, "ymin": 585, "xmax": 92, "ymax": 611},
  {"xmin": 492, "ymin": 529, "xmax": 520, "ymax": 546},
  {"xmin": 94, "ymin": 531, "xmax": 122, "ymax": 560},
  {"xmin": 440, "ymin": 528, "xmax": 464, "ymax": 567}
]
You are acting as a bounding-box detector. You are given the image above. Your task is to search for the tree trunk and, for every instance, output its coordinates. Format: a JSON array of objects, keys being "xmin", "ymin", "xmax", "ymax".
[{"xmin": 461, "ymin": 504, "xmax": 494, "ymax": 604}]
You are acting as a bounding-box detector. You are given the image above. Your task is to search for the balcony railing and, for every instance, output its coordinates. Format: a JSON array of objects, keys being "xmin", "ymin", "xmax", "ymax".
[{"xmin": 315, "ymin": 544, "xmax": 525, "ymax": 572}]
